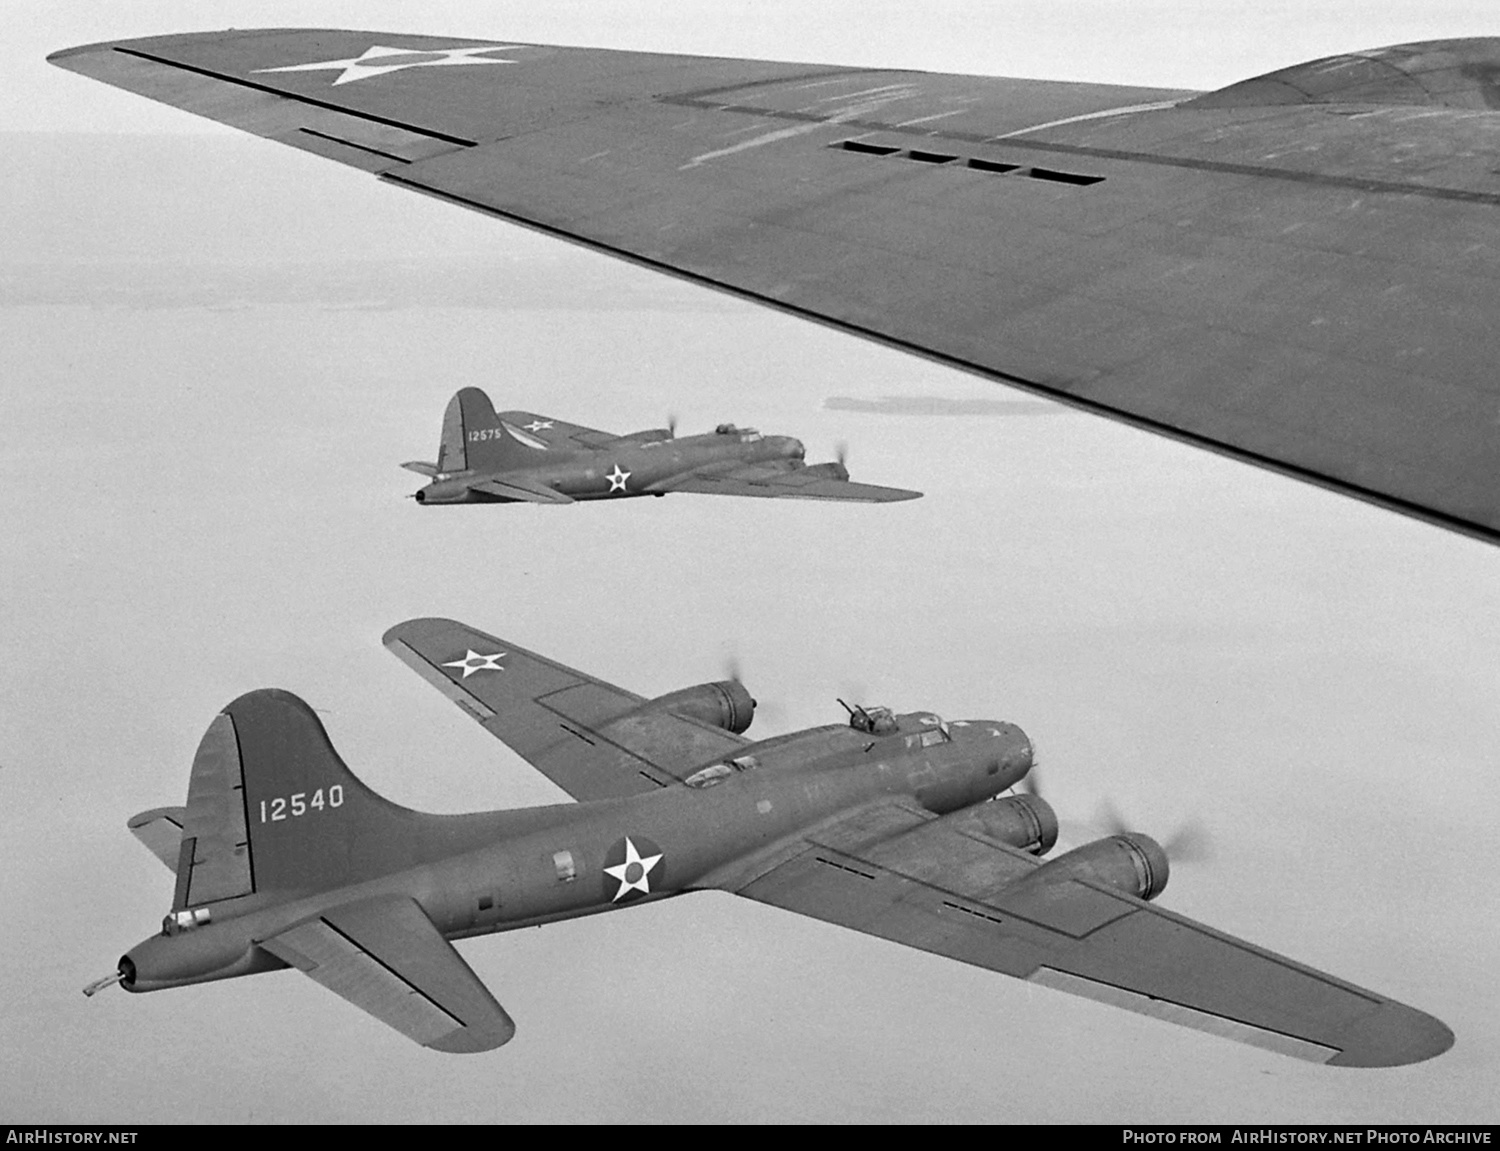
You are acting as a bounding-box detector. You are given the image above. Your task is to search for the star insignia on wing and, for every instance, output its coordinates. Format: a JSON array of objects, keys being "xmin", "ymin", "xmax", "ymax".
[
  {"xmin": 523, "ymin": 420, "xmax": 554, "ymax": 432},
  {"xmin": 442, "ymin": 649, "xmax": 507, "ymax": 678},
  {"xmin": 606, "ymin": 464, "xmax": 631, "ymax": 493},
  {"xmin": 254, "ymin": 44, "xmax": 523, "ymax": 86},
  {"xmin": 603, "ymin": 836, "xmax": 664, "ymax": 902}
]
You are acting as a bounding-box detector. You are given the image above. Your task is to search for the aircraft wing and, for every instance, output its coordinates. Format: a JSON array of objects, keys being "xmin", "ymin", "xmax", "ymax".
[
  {"xmin": 383, "ymin": 617, "xmax": 747, "ymax": 801},
  {"xmin": 495, "ymin": 411, "xmax": 619, "ymax": 451},
  {"xmin": 650, "ymin": 460, "xmax": 921, "ymax": 502},
  {"xmin": 707, "ymin": 797, "xmax": 1453, "ymax": 1068},
  {"xmin": 48, "ymin": 32, "xmax": 1500, "ymax": 544},
  {"xmin": 260, "ymin": 894, "xmax": 514, "ymax": 1054}
]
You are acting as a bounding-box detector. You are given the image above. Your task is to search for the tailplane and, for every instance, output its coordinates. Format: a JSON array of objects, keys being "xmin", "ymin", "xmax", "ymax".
[{"xmin": 437, "ymin": 387, "xmax": 540, "ymax": 474}]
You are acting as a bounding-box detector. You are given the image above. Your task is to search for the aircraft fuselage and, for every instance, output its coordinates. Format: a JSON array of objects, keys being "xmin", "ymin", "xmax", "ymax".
[
  {"xmin": 417, "ymin": 428, "xmax": 807, "ymax": 503},
  {"xmin": 121, "ymin": 713, "xmax": 1033, "ymax": 992}
]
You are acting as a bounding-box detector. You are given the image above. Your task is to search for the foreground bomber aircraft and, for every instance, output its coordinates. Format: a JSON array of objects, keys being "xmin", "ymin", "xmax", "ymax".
[
  {"xmin": 48, "ymin": 32, "xmax": 1500, "ymax": 543},
  {"xmin": 87, "ymin": 618, "xmax": 1452, "ymax": 1066},
  {"xmin": 404, "ymin": 387, "xmax": 921, "ymax": 504}
]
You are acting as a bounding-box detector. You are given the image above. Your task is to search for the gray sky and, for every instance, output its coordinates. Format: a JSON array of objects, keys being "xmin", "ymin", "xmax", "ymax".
[{"xmin": 3, "ymin": 0, "xmax": 1498, "ymax": 1124}]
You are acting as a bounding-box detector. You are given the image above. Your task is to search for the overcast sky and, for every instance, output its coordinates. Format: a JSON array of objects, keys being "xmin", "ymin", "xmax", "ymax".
[{"xmin": 3, "ymin": 0, "xmax": 1498, "ymax": 1125}]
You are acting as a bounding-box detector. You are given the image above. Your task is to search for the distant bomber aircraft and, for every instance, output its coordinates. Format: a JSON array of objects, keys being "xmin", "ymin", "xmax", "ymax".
[
  {"xmin": 86, "ymin": 618, "xmax": 1452, "ymax": 1068},
  {"xmin": 401, "ymin": 388, "xmax": 921, "ymax": 504}
]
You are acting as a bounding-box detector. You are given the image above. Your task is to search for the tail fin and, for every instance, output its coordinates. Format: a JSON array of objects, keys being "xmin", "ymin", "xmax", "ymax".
[
  {"xmin": 174, "ymin": 689, "xmax": 424, "ymax": 909},
  {"xmin": 437, "ymin": 387, "xmax": 538, "ymax": 474}
]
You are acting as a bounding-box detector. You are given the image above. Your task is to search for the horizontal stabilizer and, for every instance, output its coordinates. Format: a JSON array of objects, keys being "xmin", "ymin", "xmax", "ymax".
[
  {"xmin": 469, "ymin": 476, "xmax": 575, "ymax": 504},
  {"xmin": 127, "ymin": 807, "xmax": 186, "ymax": 873},
  {"xmin": 401, "ymin": 461, "xmax": 440, "ymax": 478},
  {"xmin": 261, "ymin": 894, "xmax": 515, "ymax": 1054}
]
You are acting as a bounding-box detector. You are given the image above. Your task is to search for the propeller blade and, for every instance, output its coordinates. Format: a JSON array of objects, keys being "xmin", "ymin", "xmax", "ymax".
[
  {"xmin": 835, "ymin": 440, "xmax": 848, "ymax": 468},
  {"xmin": 1018, "ymin": 764, "xmax": 1042, "ymax": 800},
  {"xmin": 1162, "ymin": 819, "xmax": 1214, "ymax": 864},
  {"xmin": 1097, "ymin": 798, "xmax": 1130, "ymax": 838},
  {"xmin": 668, "ymin": 412, "xmax": 678, "ymax": 438}
]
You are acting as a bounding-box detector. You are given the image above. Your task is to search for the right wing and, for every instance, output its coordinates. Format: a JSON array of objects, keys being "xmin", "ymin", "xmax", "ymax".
[
  {"xmin": 652, "ymin": 461, "xmax": 921, "ymax": 503},
  {"xmin": 260, "ymin": 895, "xmax": 514, "ymax": 1054},
  {"xmin": 710, "ymin": 797, "xmax": 1454, "ymax": 1068},
  {"xmin": 495, "ymin": 410, "xmax": 619, "ymax": 451},
  {"xmin": 383, "ymin": 617, "xmax": 747, "ymax": 801}
]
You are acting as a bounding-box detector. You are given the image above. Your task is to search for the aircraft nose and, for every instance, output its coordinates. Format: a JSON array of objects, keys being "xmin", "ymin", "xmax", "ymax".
[
  {"xmin": 977, "ymin": 721, "xmax": 1033, "ymax": 788},
  {"xmin": 780, "ymin": 436, "xmax": 805, "ymax": 459}
]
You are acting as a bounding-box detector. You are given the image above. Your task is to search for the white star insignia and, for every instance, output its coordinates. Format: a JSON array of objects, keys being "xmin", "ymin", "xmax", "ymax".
[
  {"xmin": 523, "ymin": 420, "xmax": 554, "ymax": 432},
  {"xmin": 441, "ymin": 649, "xmax": 507, "ymax": 678},
  {"xmin": 604, "ymin": 837, "xmax": 664, "ymax": 902},
  {"xmin": 606, "ymin": 464, "xmax": 631, "ymax": 493},
  {"xmin": 254, "ymin": 44, "xmax": 523, "ymax": 86}
]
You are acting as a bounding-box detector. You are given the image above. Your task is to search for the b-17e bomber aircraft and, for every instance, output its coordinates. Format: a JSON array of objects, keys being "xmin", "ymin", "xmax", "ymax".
[
  {"xmin": 402, "ymin": 387, "xmax": 921, "ymax": 504},
  {"xmin": 86, "ymin": 618, "xmax": 1453, "ymax": 1067}
]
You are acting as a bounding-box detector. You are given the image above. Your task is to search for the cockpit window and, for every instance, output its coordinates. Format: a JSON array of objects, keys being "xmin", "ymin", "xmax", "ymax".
[
  {"xmin": 740, "ymin": 432, "xmax": 763, "ymax": 443},
  {"xmin": 919, "ymin": 728, "xmax": 950, "ymax": 748}
]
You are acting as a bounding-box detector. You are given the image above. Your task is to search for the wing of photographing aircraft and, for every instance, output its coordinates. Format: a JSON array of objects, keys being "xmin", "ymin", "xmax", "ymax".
[
  {"xmin": 383, "ymin": 617, "xmax": 749, "ymax": 801},
  {"xmin": 649, "ymin": 460, "xmax": 921, "ymax": 502},
  {"xmin": 48, "ymin": 32, "xmax": 1500, "ymax": 544},
  {"xmin": 705, "ymin": 795, "xmax": 1452, "ymax": 1068}
]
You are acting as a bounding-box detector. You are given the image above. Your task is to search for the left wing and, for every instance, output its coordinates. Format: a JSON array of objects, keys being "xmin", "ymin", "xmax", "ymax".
[
  {"xmin": 650, "ymin": 461, "xmax": 921, "ymax": 503},
  {"xmin": 383, "ymin": 617, "xmax": 747, "ymax": 801},
  {"xmin": 260, "ymin": 895, "xmax": 514, "ymax": 1054},
  {"xmin": 708, "ymin": 797, "xmax": 1453, "ymax": 1068},
  {"xmin": 495, "ymin": 410, "xmax": 619, "ymax": 452}
]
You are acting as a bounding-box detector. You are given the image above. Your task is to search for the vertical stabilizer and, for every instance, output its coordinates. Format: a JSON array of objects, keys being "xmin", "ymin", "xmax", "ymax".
[{"xmin": 444, "ymin": 387, "xmax": 540, "ymax": 474}]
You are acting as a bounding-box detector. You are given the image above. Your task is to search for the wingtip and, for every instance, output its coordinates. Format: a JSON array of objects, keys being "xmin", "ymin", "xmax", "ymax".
[{"xmin": 1327, "ymin": 1001, "xmax": 1455, "ymax": 1068}]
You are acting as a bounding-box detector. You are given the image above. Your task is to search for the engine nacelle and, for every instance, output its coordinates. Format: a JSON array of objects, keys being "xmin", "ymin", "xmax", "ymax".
[
  {"xmin": 1018, "ymin": 833, "xmax": 1169, "ymax": 901},
  {"xmin": 939, "ymin": 794, "xmax": 1058, "ymax": 855},
  {"xmin": 645, "ymin": 680, "xmax": 755, "ymax": 733},
  {"xmin": 800, "ymin": 461, "xmax": 850, "ymax": 481},
  {"xmin": 619, "ymin": 428, "xmax": 674, "ymax": 443}
]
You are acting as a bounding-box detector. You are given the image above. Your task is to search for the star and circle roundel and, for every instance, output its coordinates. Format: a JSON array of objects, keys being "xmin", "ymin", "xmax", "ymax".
[{"xmin": 602, "ymin": 835, "xmax": 664, "ymax": 904}]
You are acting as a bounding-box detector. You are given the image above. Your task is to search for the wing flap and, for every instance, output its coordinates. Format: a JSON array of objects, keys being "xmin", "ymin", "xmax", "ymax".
[
  {"xmin": 724, "ymin": 803, "xmax": 1453, "ymax": 1066},
  {"xmin": 261, "ymin": 895, "xmax": 514, "ymax": 1053}
]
